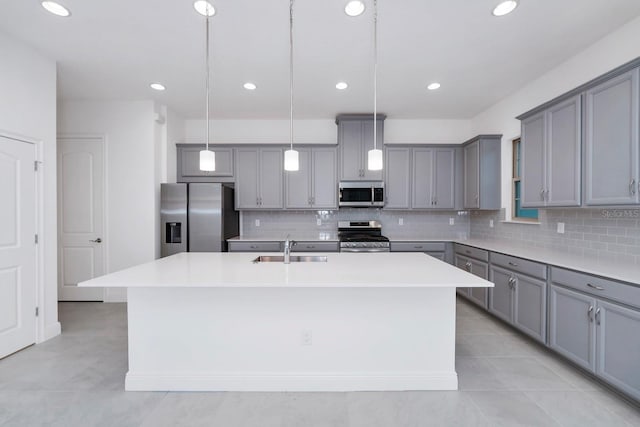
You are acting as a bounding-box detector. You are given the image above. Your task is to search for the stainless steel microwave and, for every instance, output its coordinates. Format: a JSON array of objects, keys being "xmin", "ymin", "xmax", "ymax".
[{"xmin": 338, "ymin": 181, "xmax": 385, "ymax": 207}]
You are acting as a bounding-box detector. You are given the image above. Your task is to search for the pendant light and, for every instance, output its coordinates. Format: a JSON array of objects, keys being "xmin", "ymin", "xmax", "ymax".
[
  {"xmin": 284, "ymin": 0, "xmax": 299, "ymax": 171},
  {"xmin": 367, "ymin": 0, "xmax": 383, "ymax": 171},
  {"xmin": 199, "ymin": 2, "xmax": 216, "ymax": 171}
]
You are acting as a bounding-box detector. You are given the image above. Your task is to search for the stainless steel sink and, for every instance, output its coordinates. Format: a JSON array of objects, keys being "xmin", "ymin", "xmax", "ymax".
[{"xmin": 252, "ymin": 255, "xmax": 328, "ymax": 263}]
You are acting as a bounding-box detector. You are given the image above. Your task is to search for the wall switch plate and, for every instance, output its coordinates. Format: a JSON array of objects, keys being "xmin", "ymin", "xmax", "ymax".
[
  {"xmin": 449, "ymin": 218, "xmax": 455, "ymax": 225},
  {"xmin": 490, "ymin": 219, "xmax": 494, "ymax": 228},
  {"xmin": 301, "ymin": 330, "xmax": 312, "ymax": 346},
  {"xmin": 316, "ymin": 218, "xmax": 322, "ymax": 226},
  {"xmin": 557, "ymin": 222, "xmax": 565, "ymax": 234},
  {"xmin": 255, "ymin": 219, "xmax": 260, "ymax": 227},
  {"xmin": 398, "ymin": 218, "xmax": 404, "ymax": 226}
]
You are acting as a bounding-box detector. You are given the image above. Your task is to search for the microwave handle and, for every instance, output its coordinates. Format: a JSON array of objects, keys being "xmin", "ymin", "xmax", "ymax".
[{"xmin": 371, "ymin": 186, "xmax": 374, "ymax": 205}]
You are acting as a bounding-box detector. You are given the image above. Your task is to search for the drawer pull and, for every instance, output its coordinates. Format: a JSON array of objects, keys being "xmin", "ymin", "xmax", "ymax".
[
  {"xmin": 465, "ymin": 250, "xmax": 471, "ymax": 254},
  {"xmin": 508, "ymin": 261, "xmax": 519, "ymax": 267},
  {"xmin": 587, "ymin": 283, "xmax": 605, "ymax": 291},
  {"xmin": 307, "ymin": 245, "xmax": 315, "ymax": 249},
  {"xmin": 414, "ymin": 246, "xmax": 423, "ymax": 249}
]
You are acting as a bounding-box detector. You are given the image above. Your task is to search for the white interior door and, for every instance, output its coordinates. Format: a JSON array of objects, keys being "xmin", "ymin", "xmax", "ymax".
[
  {"xmin": 58, "ymin": 137, "xmax": 105, "ymax": 301},
  {"xmin": 0, "ymin": 136, "xmax": 36, "ymax": 358}
]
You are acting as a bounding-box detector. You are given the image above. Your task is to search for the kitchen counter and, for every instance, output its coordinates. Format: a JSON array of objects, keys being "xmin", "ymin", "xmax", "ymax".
[
  {"xmin": 228, "ymin": 233, "xmax": 339, "ymax": 242},
  {"xmin": 80, "ymin": 252, "xmax": 491, "ymax": 392}
]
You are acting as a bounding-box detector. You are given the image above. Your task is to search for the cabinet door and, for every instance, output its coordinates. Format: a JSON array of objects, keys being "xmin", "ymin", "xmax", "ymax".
[
  {"xmin": 235, "ymin": 149, "xmax": 260, "ymax": 209},
  {"xmin": 385, "ymin": 148, "xmax": 411, "ymax": 209},
  {"xmin": 412, "ymin": 148, "xmax": 433, "ymax": 209},
  {"xmin": 469, "ymin": 260, "xmax": 489, "ymax": 309},
  {"xmin": 521, "ymin": 112, "xmax": 546, "ymax": 207},
  {"xmin": 361, "ymin": 119, "xmax": 384, "ymax": 181},
  {"xmin": 259, "ymin": 149, "xmax": 284, "ymax": 209},
  {"xmin": 433, "ymin": 148, "xmax": 455, "ymax": 209},
  {"xmin": 513, "ymin": 274, "xmax": 547, "ymax": 343},
  {"xmin": 178, "ymin": 146, "xmax": 234, "ymax": 181},
  {"xmin": 547, "ymin": 96, "xmax": 581, "ymax": 207},
  {"xmin": 339, "ymin": 120, "xmax": 363, "ymax": 180},
  {"xmin": 549, "ymin": 285, "xmax": 596, "ymax": 372},
  {"xmin": 585, "ymin": 69, "xmax": 639, "ymax": 205},
  {"xmin": 454, "ymin": 255, "xmax": 471, "ymax": 297},
  {"xmin": 312, "ymin": 148, "xmax": 338, "ymax": 209},
  {"xmin": 285, "ymin": 149, "xmax": 311, "ymax": 209},
  {"xmin": 489, "ymin": 266, "xmax": 514, "ymax": 323},
  {"xmin": 596, "ymin": 300, "xmax": 640, "ymax": 400},
  {"xmin": 463, "ymin": 141, "xmax": 480, "ymax": 209}
]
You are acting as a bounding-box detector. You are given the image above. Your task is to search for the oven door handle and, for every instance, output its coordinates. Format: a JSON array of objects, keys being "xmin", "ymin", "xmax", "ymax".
[{"xmin": 340, "ymin": 248, "xmax": 390, "ymax": 253}]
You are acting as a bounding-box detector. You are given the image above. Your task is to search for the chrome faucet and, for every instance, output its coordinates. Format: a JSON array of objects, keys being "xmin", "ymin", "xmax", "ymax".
[{"xmin": 283, "ymin": 236, "xmax": 296, "ymax": 264}]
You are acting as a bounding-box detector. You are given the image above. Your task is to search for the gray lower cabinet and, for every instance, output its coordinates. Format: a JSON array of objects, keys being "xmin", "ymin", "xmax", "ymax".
[
  {"xmin": 391, "ymin": 241, "xmax": 447, "ymax": 261},
  {"xmin": 235, "ymin": 148, "xmax": 284, "ymax": 209},
  {"xmin": 462, "ymin": 135, "xmax": 501, "ymax": 210},
  {"xmin": 227, "ymin": 241, "xmax": 282, "ymax": 252},
  {"xmin": 176, "ymin": 144, "xmax": 234, "ymax": 183},
  {"xmin": 337, "ymin": 115, "xmax": 384, "ymax": 181},
  {"xmin": 585, "ymin": 68, "xmax": 640, "ymax": 205},
  {"xmin": 290, "ymin": 241, "xmax": 339, "ymax": 252},
  {"xmin": 521, "ymin": 96, "xmax": 581, "ymax": 207},
  {"xmin": 285, "ymin": 147, "xmax": 337, "ymax": 209},
  {"xmin": 549, "ymin": 277, "xmax": 640, "ymax": 401},
  {"xmin": 489, "ymin": 262, "xmax": 547, "ymax": 343},
  {"xmin": 454, "ymin": 244, "xmax": 489, "ymax": 308}
]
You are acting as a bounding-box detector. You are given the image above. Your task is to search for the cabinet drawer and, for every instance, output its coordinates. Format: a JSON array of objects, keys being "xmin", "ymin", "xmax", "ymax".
[
  {"xmin": 491, "ymin": 252, "xmax": 547, "ymax": 279},
  {"xmin": 227, "ymin": 241, "xmax": 281, "ymax": 252},
  {"xmin": 454, "ymin": 244, "xmax": 489, "ymax": 262},
  {"xmin": 292, "ymin": 241, "xmax": 339, "ymax": 252},
  {"xmin": 391, "ymin": 242, "xmax": 446, "ymax": 252},
  {"xmin": 551, "ymin": 267, "xmax": 640, "ymax": 310}
]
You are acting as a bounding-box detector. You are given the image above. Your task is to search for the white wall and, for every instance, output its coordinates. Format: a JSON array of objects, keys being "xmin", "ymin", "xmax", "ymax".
[
  {"xmin": 166, "ymin": 108, "xmax": 185, "ymax": 184},
  {"xmin": 471, "ymin": 15, "xmax": 640, "ymax": 219},
  {"xmin": 0, "ymin": 32, "xmax": 60, "ymax": 342},
  {"xmin": 58, "ymin": 100, "xmax": 157, "ymax": 302}
]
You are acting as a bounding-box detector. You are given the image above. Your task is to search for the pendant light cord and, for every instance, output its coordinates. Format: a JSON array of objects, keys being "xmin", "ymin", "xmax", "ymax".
[
  {"xmin": 373, "ymin": 0, "xmax": 378, "ymax": 151},
  {"xmin": 205, "ymin": 9, "xmax": 211, "ymax": 151},
  {"xmin": 289, "ymin": 0, "xmax": 294, "ymax": 152}
]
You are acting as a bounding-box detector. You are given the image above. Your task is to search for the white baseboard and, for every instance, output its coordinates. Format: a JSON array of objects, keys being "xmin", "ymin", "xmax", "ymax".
[
  {"xmin": 40, "ymin": 321, "xmax": 61, "ymax": 343},
  {"xmin": 125, "ymin": 371, "xmax": 458, "ymax": 392}
]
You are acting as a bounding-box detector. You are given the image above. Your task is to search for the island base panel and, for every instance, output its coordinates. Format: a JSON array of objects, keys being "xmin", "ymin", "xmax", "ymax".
[{"xmin": 125, "ymin": 286, "xmax": 458, "ymax": 391}]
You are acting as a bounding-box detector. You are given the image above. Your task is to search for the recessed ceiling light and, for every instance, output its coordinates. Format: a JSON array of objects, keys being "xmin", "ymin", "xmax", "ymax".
[
  {"xmin": 336, "ymin": 82, "xmax": 349, "ymax": 90},
  {"xmin": 243, "ymin": 82, "xmax": 257, "ymax": 90},
  {"xmin": 344, "ymin": 1, "xmax": 365, "ymax": 17},
  {"xmin": 150, "ymin": 83, "xmax": 166, "ymax": 91},
  {"xmin": 427, "ymin": 82, "xmax": 441, "ymax": 91},
  {"xmin": 193, "ymin": 1, "xmax": 216, "ymax": 17},
  {"xmin": 492, "ymin": 1, "xmax": 518, "ymax": 17},
  {"xmin": 41, "ymin": 1, "xmax": 70, "ymax": 17}
]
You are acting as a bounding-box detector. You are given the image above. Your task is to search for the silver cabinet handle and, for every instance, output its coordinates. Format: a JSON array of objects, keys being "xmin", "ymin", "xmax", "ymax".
[
  {"xmin": 465, "ymin": 250, "xmax": 471, "ymax": 254},
  {"xmin": 595, "ymin": 308, "xmax": 601, "ymax": 325},
  {"xmin": 588, "ymin": 305, "xmax": 594, "ymax": 322},
  {"xmin": 89, "ymin": 238, "xmax": 102, "ymax": 243},
  {"xmin": 587, "ymin": 283, "xmax": 604, "ymax": 291},
  {"xmin": 630, "ymin": 179, "xmax": 636, "ymax": 195},
  {"xmin": 414, "ymin": 246, "xmax": 424, "ymax": 249},
  {"xmin": 540, "ymin": 189, "xmax": 545, "ymax": 201},
  {"xmin": 508, "ymin": 261, "xmax": 518, "ymax": 267}
]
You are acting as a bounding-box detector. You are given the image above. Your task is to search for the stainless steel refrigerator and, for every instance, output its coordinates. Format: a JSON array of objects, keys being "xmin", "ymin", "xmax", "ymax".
[{"xmin": 160, "ymin": 183, "xmax": 239, "ymax": 257}]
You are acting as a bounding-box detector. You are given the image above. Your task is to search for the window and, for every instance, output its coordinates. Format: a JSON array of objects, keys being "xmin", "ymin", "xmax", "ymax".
[{"xmin": 512, "ymin": 138, "xmax": 538, "ymax": 220}]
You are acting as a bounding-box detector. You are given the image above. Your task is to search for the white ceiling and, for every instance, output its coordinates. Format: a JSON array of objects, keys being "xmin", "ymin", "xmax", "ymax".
[{"xmin": 2, "ymin": 0, "xmax": 640, "ymax": 119}]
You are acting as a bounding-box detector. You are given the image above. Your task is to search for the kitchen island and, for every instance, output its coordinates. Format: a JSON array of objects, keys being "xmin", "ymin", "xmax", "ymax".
[{"xmin": 80, "ymin": 252, "xmax": 492, "ymax": 392}]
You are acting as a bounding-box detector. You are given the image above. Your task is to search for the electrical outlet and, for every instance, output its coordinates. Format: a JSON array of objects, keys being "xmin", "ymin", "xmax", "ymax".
[
  {"xmin": 490, "ymin": 219, "xmax": 494, "ymax": 228},
  {"xmin": 301, "ymin": 330, "xmax": 312, "ymax": 346},
  {"xmin": 557, "ymin": 222, "xmax": 565, "ymax": 234},
  {"xmin": 449, "ymin": 218, "xmax": 455, "ymax": 225},
  {"xmin": 255, "ymin": 219, "xmax": 260, "ymax": 227},
  {"xmin": 317, "ymin": 218, "xmax": 322, "ymax": 226},
  {"xmin": 398, "ymin": 217, "xmax": 404, "ymax": 226}
]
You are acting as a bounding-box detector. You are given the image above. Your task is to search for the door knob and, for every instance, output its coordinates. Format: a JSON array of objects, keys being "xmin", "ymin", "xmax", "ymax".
[{"xmin": 90, "ymin": 238, "xmax": 102, "ymax": 243}]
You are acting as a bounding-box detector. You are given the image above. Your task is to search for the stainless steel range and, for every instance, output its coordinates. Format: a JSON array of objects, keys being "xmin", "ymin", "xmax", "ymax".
[{"xmin": 338, "ymin": 220, "xmax": 390, "ymax": 252}]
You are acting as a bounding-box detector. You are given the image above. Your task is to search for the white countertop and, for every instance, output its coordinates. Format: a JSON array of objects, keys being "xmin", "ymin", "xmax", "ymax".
[
  {"xmin": 455, "ymin": 239, "xmax": 640, "ymax": 286},
  {"xmin": 80, "ymin": 252, "xmax": 493, "ymax": 289}
]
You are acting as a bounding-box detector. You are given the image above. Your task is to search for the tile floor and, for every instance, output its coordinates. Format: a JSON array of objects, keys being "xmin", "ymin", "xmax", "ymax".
[{"xmin": 0, "ymin": 298, "xmax": 639, "ymax": 426}]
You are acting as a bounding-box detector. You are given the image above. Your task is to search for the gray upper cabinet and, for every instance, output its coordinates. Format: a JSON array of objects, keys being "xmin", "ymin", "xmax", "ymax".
[
  {"xmin": 176, "ymin": 144, "xmax": 234, "ymax": 183},
  {"xmin": 235, "ymin": 147, "xmax": 284, "ymax": 210},
  {"xmin": 521, "ymin": 96, "xmax": 581, "ymax": 207},
  {"xmin": 585, "ymin": 69, "xmax": 640, "ymax": 205},
  {"xmin": 385, "ymin": 147, "xmax": 411, "ymax": 209},
  {"xmin": 285, "ymin": 147, "xmax": 337, "ymax": 209},
  {"xmin": 433, "ymin": 148, "xmax": 456, "ymax": 209},
  {"xmin": 463, "ymin": 135, "xmax": 501, "ymax": 210},
  {"xmin": 337, "ymin": 115, "xmax": 385, "ymax": 181},
  {"xmin": 412, "ymin": 148, "xmax": 433, "ymax": 209}
]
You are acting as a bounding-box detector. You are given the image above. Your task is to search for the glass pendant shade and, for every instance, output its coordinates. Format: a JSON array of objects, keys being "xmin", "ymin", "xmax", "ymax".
[
  {"xmin": 199, "ymin": 149, "xmax": 216, "ymax": 171},
  {"xmin": 284, "ymin": 149, "xmax": 299, "ymax": 171},
  {"xmin": 367, "ymin": 148, "xmax": 383, "ymax": 171}
]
